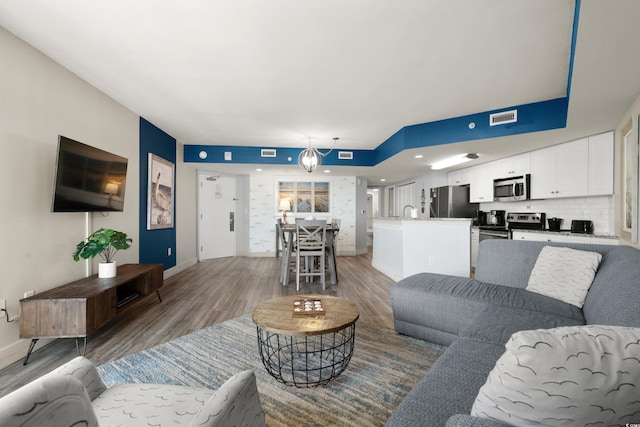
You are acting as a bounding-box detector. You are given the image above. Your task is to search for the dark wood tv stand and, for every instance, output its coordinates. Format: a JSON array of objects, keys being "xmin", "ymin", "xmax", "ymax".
[{"xmin": 19, "ymin": 263, "xmax": 163, "ymax": 365}]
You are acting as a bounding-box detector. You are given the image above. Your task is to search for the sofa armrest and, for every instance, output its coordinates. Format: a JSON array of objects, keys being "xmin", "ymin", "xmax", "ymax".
[
  {"xmin": 189, "ymin": 370, "xmax": 265, "ymax": 427},
  {"xmin": 445, "ymin": 414, "xmax": 510, "ymax": 427},
  {"xmin": 0, "ymin": 374, "xmax": 98, "ymax": 427},
  {"xmin": 45, "ymin": 356, "xmax": 107, "ymax": 401}
]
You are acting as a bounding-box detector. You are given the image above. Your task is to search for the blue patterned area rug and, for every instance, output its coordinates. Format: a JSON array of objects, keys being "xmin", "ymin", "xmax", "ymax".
[{"xmin": 97, "ymin": 315, "xmax": 444, "ymax": 427}]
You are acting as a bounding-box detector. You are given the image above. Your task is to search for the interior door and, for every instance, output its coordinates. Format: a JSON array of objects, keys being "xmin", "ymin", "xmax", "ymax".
[{"xmin": 198, "ymin": 174, "xmax": 236, "ymax": 260}]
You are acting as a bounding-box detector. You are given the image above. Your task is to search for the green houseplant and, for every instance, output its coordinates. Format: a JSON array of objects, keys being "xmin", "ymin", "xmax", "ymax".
[{"xmin": 73, "ymin": 228, "xmax": 132, "ymax": 278}]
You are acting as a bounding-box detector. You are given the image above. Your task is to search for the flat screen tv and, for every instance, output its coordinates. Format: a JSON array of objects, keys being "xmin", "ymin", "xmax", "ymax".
[{"xmin": 52, "ymin": 136, "xmax": 128, "ymax": 212}]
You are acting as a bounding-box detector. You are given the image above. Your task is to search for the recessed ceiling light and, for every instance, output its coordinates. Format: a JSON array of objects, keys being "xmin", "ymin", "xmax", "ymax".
[
  {"xmin": 323, "ymin": 170, "xmax": 331, "ymax": 173},
  {"xmin": 380, "ymin": 178, "xmax": 386, "ymax": 182},
  {"xmin": 415, "ymin": 154, "xmax": 424, "ymax": 159},
  {"xmin": 256, "ymin": 168, "xmax": 263, "ymax": 172}
]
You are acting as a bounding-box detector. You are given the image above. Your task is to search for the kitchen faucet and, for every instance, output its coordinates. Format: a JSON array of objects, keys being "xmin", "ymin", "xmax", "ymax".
[{"xmin": 403, "ymin": 204, "xmax": 417, "ymax": 219}]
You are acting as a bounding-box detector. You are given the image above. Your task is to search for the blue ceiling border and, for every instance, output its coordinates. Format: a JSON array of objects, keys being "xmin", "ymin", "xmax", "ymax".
[{"xmin": 184, "ymin": 0, "xmax": 578, "ymax": 169}]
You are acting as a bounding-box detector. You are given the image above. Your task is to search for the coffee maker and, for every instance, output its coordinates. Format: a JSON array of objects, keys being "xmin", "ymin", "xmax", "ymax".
[{"xmin": 485, "ymin": 210, "xmax": 506, "ymax": 227}]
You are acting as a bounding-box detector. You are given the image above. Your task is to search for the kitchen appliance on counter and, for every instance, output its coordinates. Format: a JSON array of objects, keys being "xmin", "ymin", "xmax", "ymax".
[
  {"xmin": 571, "ymin": 220, "xmax": 594, "ymax": 234},
  {"xmin": 430, "ymin": 185, "xmax": 479, "ymax": 219},
  {"xmin": 478, "ymin": 210, "xmax": 509, "ymax": 241},
  {"xmin": 486, "ymin": 210, "xmax": 506, "ymax": 227},
  {"xmin": 547, "ymin": 217, "xmax": 563, "ymax": 231},
  {"xmin": 493, "ymin": 174, "xmax": 530, "ymax": 202}
]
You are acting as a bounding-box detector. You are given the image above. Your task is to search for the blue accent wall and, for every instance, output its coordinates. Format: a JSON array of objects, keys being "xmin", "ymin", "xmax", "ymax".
[
  {"xmin": 184, "ymin": 98, "xmax": 569, "ymax": 167},
  {"xmin": 139, "ymin": 117, "xmax": 176, "ymax": 270}
]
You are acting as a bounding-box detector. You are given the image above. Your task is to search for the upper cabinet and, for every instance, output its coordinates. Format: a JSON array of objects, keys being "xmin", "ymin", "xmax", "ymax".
[
  {"xmin": 469, "ymin": 163, "xmax": 495, "ymax": 203},
  {"xmin": 449, "ymin": 131, "xmax": 613, "ymax": 203},
  {"xmin": 587, "ymin": 131, "xmax": 614, "ymax": 196},
  {"xmin": 530, "ymin": 138, "xmax": 588, "ymax": 199},
  {"xmin": 492, "ymin": 153, "xmax": 531, "ymax": 178},
  {"xmin": 448, "ymin": 168, "xmax": 471, "ymax": 186}
]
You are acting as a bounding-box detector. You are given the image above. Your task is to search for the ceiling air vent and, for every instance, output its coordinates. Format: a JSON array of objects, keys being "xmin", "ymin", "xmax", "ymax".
[
  {"xmin": 489, "ymin": 110, "xmax": 517, "ymax": 126},
  {"xmin": 261, "ymin": 149, "xmax": 276, "ymax": 157},
  {"xmin": 338, "ymin": 151, "xmax": 353, "ymax": 160}
]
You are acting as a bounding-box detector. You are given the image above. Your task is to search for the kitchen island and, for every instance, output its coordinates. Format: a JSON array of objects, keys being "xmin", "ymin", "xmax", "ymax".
[{"xmin": 372, "ymin": 218, "xmax": 472, "ymax": 281}]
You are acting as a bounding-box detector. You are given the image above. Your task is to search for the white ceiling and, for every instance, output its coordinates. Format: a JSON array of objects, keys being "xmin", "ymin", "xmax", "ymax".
[{"xmin": 1, "ymin": 0, "xmax": 640, "ymax": 184}]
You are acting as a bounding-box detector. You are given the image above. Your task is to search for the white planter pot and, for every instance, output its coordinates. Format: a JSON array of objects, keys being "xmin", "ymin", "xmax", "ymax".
[{"xmin": 98, "ymin": 262, "xmax": 117, "ymax": 278}]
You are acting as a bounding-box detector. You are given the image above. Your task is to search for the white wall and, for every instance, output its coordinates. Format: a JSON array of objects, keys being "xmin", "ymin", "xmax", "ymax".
[
  {"xmin": 0, "ymin": 27, "xmax": 140, "ymax": 368},
  {"xmin": 248, "ymin": 174, "xmax": 358, "ymax": 256},
  {"xmin": 173, "ymin": 144, "xmax": 198, "ymax": 273}
]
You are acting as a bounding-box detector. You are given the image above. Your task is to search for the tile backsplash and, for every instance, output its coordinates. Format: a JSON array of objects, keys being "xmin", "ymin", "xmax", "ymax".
[{"xmin": 481, "ymin": 195, "xmax": 614, "ymax": 235}]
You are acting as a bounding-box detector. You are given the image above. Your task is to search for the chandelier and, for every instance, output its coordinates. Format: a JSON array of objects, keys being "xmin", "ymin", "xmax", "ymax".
[{"xmin": 298, "ymin": 137, "xmax": 338, "ymax": 173}]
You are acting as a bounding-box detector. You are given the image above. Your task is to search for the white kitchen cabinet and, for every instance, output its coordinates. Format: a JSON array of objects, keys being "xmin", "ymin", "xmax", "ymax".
[
  {"xmin": 512, "ymin": 231, "xmax": 618, "ymax": 245},
  {"xmin": 530, "ymin": 138, "xmax": 588, "ymax": 199},
  {"xmin": 469, "ymin": 163, "xmax": 494, "ymax": 203},
  {"xmin": 471, "ymin": 227, "xmax": 479, "ymax": 269},
  {"xmin": 588, "ymin": 131, "xmax": 614, "ymax": 196},
  {"xmin": 448, "ymin": 168, "xmax": 471, "ymax": 186},
  {"xmin": 493, "ymin": 152, "xmax": 531, "ymax": 178}
]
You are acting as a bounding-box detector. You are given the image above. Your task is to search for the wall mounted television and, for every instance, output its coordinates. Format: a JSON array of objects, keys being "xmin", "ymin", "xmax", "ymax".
[{"xmin": 52, "ymin": 135, "xmax": 128, "ymax": 212}]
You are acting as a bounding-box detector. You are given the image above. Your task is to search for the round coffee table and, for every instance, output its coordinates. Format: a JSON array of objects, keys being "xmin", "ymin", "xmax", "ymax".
[{"xmin": 252, "ymin": 295, "xmax": 359, "ymax": 387}]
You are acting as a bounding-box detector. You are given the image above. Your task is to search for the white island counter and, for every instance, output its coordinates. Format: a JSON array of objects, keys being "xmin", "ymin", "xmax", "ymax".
[{"xmin": 372, "ymin": 218, "xmax": 472, "ymax": 281}]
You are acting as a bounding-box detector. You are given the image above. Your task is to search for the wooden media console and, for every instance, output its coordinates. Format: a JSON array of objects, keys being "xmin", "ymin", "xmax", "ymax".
[{"xmin": 19, "ymin": 263, "xmax": 163, "ymax": 365}]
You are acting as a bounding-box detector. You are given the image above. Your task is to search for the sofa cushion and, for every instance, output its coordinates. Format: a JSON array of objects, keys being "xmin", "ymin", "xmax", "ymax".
[
  {"xmin": 460, "ymin": 305, "xmax": 585, "ymax": 345},
  {"xmin": 385, "ymin": 339, "xmax": 506, "ymax": 427},
  {"xmin": 391, "ymin": 273, "xmax": 584, "ymax": 345},
  {"xmin": 471, "ymin": 325, "xmax": 640, "ymax": 427},
  {"xmin": 475, "ymin": 240, "xmax": 616, "ymax": 288},
  {"xmin": 445, "ymin": 414, "xmax": 510, "ymax": 427},
  {"xmin": 0, "ymin": 375, "xmax": 98, "ymax": 427},
  {"xmin": 526, "ymin": 246, "xmax": 602, "ymax": 308},
  {"xmin": 583, "ymin": 245, "xmax": 640, "ymax": 326},
  {"xmin": 92, "ymin": 384, "xmax": 215, "ymax": 427}
]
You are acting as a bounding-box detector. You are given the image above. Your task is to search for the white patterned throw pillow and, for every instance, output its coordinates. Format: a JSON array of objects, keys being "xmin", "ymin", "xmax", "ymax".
[
  {"xmin": 471, "ymin": 325, "xmax": 640, "ymax": 427},
  {"xmin": 526, "ymin": 246, "xmax": 602, "ymax": 307}
]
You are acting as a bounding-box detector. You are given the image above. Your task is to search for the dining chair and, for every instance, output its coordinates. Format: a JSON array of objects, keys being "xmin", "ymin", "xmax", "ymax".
[
  {"xmin": 295, "ymin": 219, "xmax": 327, "ymax": 291},
  {"xmin": 327, "ymin": 218, "xmax": 341, "ymax": 283},
  {"xmin": 277, "ymin": 219, "xmax": 296, "ymax": 285}
]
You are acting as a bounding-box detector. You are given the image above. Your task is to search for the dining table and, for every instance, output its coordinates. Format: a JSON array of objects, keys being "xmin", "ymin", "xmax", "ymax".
[{"xmin": 279, "ymin": 222, "xmax": 339, "ymax": 286}]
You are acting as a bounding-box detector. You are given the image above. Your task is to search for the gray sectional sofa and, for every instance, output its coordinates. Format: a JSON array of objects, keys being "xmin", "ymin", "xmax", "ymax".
[{"xmin": 385, "ymin": 239, "xmax": 640, "ymax": 427}]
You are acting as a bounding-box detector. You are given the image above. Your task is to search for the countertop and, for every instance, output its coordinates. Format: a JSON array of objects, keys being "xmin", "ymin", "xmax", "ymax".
[
  {"xmin": 375, "ymin": 217, "xmax": 473, "ymax": 222},
  {"xmin": 512, "ymin": 229, "xmax": 618, "ymax": 240}
]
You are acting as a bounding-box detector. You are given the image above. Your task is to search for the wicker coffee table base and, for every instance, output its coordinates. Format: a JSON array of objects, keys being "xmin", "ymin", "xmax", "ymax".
[{"xmin": 255, "ymin": 323, "xmax": 356, "ymax": 387}]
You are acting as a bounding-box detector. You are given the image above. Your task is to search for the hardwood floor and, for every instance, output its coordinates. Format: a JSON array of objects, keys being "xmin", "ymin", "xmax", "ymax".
[{"xmin": 0, "ymin": 250, "xmax": 395, "ymax": 397}]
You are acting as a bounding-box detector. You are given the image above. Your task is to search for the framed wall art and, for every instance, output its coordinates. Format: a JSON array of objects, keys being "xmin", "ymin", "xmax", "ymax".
[{"xmin": 147, "ymin": 153, "xmax": 174, "ymax": 230}]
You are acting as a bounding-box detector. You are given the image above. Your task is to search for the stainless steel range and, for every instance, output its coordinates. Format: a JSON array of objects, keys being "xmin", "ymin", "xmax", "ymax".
[
  {"xmin": 478, "ymin": 212, "xmax": 546, "ymax": 242},
  {"xmin": 507, "ymin": 212, "xmax": 546, "ymax": 232}
]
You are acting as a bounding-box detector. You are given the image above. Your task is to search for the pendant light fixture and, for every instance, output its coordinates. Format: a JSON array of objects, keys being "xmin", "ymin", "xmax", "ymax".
[{"xmin": 298, "ymin": 137, "xmax": 338, "ymax": 173}]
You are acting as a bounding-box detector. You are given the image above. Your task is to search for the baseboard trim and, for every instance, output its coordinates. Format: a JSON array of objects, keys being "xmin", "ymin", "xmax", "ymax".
[
  {"xmin": 0, "ymin": 338, "xmax": 55, "ymax": 370},
  {"xmin": 164, "ymin": 257, "xmax": 198, "ymax": 279}
]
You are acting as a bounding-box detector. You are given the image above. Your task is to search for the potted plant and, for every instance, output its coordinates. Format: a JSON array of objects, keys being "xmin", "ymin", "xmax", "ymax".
[{"xmin": 73, "ymin": 228, "xmax": 133, "ymax": 278}]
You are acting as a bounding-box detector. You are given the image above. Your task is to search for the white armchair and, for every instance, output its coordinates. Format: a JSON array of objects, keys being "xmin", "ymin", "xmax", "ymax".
[{"xmin": 0, "ymin": 356, "xmax": 265, "ymax": 427}]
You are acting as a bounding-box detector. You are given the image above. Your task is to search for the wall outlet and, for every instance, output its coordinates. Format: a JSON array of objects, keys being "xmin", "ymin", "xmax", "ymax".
[
  {"xmin": 0, "ymin": 299, "xmax": 5, "ymax": 311},
  {"xmin": 428, "ymin": 256, "xmax": 435, "ymax": 265},
  {"xmin": 24, "ymin": 290, "xmax": 35, "ymax": 298},
  {"xmin": 168, "ymin": 247, "xmax": 172, "ymax": 256}
]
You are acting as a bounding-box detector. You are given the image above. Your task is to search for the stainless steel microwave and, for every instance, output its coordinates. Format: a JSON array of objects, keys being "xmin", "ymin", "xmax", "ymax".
[{"xmin": 493, "ymin": 174, "xmax": 530, "ymax": 202}]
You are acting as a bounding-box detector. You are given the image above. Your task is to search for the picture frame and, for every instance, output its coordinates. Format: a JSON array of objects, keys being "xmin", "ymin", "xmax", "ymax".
[{"xmin": 147, "ymin": 153, "xmax": 174, "ymax": 230}]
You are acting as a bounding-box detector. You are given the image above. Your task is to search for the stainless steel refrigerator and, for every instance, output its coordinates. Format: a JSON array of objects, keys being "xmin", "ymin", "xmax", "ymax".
[{"xmin": 429, "ymin": 185, "xmax": 478, "ymax": 218}]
